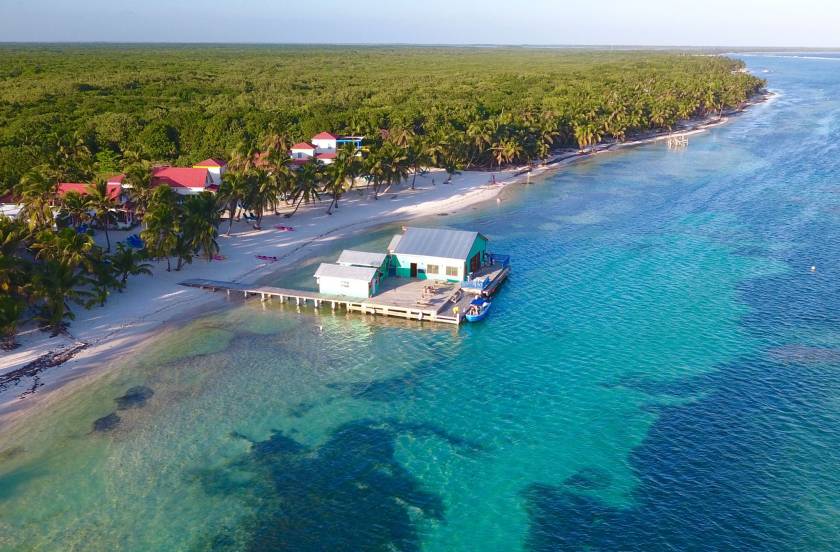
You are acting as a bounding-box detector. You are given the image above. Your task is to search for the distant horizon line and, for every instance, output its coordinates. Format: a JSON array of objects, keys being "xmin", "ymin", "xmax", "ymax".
[{"xmin": 0, "ymin": 41, "xmax": 838, "ymax": 51}]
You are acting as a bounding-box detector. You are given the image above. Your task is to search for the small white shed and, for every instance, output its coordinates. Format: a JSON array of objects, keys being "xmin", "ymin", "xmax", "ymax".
[{"xmin": 314, "ymin": 263, "xmax": 379, "ymax": 298}]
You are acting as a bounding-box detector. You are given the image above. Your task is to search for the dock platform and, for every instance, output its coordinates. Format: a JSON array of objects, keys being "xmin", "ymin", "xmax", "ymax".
[{"xmin": 180, "ymin": 261, "xmax": 510, "ymax": 326}]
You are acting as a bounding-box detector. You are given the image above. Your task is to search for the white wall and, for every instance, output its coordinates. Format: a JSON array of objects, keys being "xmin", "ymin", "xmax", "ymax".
[
  {"xmin": 291, "ymin": 149, "xmax": 314, "ymax": 159},
  {"xmin": 312, "ymin": 138, "xmax": 337, "ymax": 152},
  {"xmin": 173, "ymin": 187, "xmax": 207, "ymax": 196},
  {"xmin": 202, "ymin": 167, "xmax": 224, "ymax": 185},
  {"xmin": 317, "ymin": 276, "xmax": 372, "ymax": 298}
]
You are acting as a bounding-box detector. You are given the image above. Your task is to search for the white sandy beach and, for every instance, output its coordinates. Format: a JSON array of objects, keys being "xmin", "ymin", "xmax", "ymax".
[
  {"xmin": 0, "ymin": 105, "xmax": 765, "ymax": 422},
  {"xmin": 0, "ymin": 166, "xmax": 526, "ymax": 415}
]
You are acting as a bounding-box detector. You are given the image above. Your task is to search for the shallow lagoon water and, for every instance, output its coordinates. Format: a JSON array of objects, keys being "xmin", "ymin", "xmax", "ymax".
[{"xmin": 1, "ymin": 55, "xmax": 839, "ymax": 551}]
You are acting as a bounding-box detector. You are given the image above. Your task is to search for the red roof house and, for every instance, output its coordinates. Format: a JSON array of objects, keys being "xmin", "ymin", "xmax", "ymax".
[
  {"xmin": 312, "ymin": 132, "xmax": 338, "ymax": 140},
  {"xmin": 291, "ymin": 142, "xmax": 316, "ymax": 151},
  {"xmin": 57, "ymin": 182, "xmax": 122, "ymax": 201},
  {"xmin": 151, "ymin": 167, "xmax": 212, "ymax": 193}
]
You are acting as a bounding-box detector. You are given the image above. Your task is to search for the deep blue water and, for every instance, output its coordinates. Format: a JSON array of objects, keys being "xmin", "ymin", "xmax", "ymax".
[{"xmin": 0, "ymin": 54, "xmax": 838, "ymax": 551}]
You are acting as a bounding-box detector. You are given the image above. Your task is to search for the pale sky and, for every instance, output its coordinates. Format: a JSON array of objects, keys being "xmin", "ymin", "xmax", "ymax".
[{"xmin": 0, "ymin": 0, "xmax": 837, "ymax": 47}]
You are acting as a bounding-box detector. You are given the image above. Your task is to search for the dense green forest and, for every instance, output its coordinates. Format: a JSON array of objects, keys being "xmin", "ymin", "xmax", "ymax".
[
  {"xmin": 0, "ymin": 47, "xmax": 765, "ymax": 344},
  {"xmin": 0, "ymin": 46, "xmax": 764, "ymax": 191}
]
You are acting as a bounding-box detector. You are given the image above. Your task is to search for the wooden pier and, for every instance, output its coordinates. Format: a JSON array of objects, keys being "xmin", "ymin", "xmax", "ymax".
[
  {"xmin": 667, "ymin": 134, "xmax": 688, "ymax": 149},
  {"xmin": 180, "ymin": 262, "xmax": 509, "ymax": 326}
]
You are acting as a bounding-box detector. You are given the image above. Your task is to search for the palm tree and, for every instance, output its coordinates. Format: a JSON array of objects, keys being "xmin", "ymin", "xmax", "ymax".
[
  {"xmin": 182, "ymin": 192, "xmax": 221, "ymax": 261},
  {"xmin": 31, "ymin": 227, "xmax": 95, "ymax": 270},
  {"xmin": 389, "ymin": 127, "xmax": 415, "ymax": 148},
  {"xmin": 87, "ymin": 247, "xmax": 120, "ymax": 307},
  {"xmin": 261, "ymin": 132, "xmax": 290, "ymax": 159},
  {"xmin": 0, "ymin": 218, "xmax": 29, "ymax": 349},
  {"xmin": 228, "ymin": 139, "xmax": 259, "ymax": 172},
  {"xmin": 123, "ymin": 160, "xmax": 154, "ymax": 220},
  {"xmin": 287, "ymin": 160, "xmax": 321, "ymax": 216},
  {"xmin": 492, "ymin": 139, "xmax": 524, "ymax": 167},
  {"xmin": 30, "ymin": 260, "xmax": 94, "ymax": 336},
  {"xmin": 246, "ymin": 168, "xmax": 272, "ymax": 229},
  {"xmin": 407, "ymin": 136, "xmax": 433, "ymax": 190},
  {"xmin": 0, "ymin": 295, "xmax": 26, "ymax": 350},
  {"xmin": 363, "ymin": 148, "xmax": 386, "ymax": 200},
  {"xmin": 121, "ymin": 148, "xmax": 149, "ymax": 166},
  {"xmin": 59, "ymin": 190, "xmax": 90, "ymax": 229},
  {"xmin": 141, "ymin": 186, "xmax": 179, "ymax": 271},
  {"xmin": 109, "ymin": 243, "xmax": 152, "ymax": 288},
  {"xmin": 466, "ymin": 120, "xmax": 494, "ymax": 167},
  {"xmin": 323, "ymin": 143, "xmax": 359, "ymax": 214},
  {"xmin": 217, "ymin": 170, "xmax": 250, "ymax": 235},
  {"xmin": 172, "ymin": 233, "xmax": 194, "ymax": 272},
  {"xmin": 572, "ymin": 122, "xmax": 602, "ymax": 150},
  {"xmin": 383, "ymin": 142, "xmax": 410, "ymax": 195},
  {"xmin": 86, "ymin": 178, "xmax": 117, "ymax": 252},
  {"xmin": 17, "ymin": 166, "xmax": 57, "ymax": 232}
]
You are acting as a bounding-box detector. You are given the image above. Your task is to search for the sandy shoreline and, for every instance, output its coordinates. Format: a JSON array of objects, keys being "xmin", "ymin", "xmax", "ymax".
[{"xmin": 0, "ymin": 96, "xmax": 771, "ymax": 426}]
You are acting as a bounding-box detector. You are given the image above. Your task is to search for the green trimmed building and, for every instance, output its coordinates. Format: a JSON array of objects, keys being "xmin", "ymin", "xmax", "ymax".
[{"xmin": 387, "ymin": 227, "xmax": 489, "ymax": 282}]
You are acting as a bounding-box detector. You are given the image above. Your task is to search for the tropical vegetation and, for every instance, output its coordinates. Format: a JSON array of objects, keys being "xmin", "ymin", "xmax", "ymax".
[{"xmin": 0, "ymin": 46, "xmax": 766, "ymax": 341}]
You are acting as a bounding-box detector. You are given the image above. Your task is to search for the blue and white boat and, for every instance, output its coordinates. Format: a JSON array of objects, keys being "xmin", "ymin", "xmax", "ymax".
[{"xmin": 465, "ymin": 297, "xmax": 492, "ymax": 322}]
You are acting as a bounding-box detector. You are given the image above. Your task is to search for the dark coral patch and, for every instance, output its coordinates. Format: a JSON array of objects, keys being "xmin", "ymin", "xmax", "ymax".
[
  {"xmin": 92, "ymin": 412, "xmax": 121, "ymax": 432},
  {"xmin": 196, "ymin": 419, "xmax": 458, "ymax": 551},
  {"xmin": 115, "ymin": 386, "xmax": 154, "ymax": 410}
]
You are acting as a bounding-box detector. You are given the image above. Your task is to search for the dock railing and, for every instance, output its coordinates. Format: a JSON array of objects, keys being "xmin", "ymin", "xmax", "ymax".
[
  {"xmin": 462, "ymin": 276, "xmax": 491, "ymax": 291},
  {"xmin": 487, "ymin": 253, "xmax": 510, "ymax": 268}
]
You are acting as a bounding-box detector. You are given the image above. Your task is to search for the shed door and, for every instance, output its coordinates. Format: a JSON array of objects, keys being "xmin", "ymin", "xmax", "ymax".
[{"xmin": 410, "ymin": 263, "xmax": 418, "ymax": 278}]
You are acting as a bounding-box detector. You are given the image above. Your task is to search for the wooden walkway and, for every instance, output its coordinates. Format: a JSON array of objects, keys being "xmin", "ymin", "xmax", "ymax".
[
  {"xmin": 180, "ymin": 261, "xmax": 510, "ymax": 326},
  {"xmin": 180, "ymin": 279, "xmax": 463, "ymax": 324}
]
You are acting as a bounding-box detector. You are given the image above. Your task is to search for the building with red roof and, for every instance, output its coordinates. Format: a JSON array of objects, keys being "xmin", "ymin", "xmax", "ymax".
[
  {"xmin": 311, "ymin": 132, "xmax": 338, "ymax": 159},
  {"xmin": 290, "ymin": 142, "xmax": 316, "ymax": 163},
  {"xmin": 288, "ymin": 132, "xmax": 363, "ymax": 166},
  {"xmin": 151, "ymin": 167, "xmax": 214, "ymax": 195},
  {"xmin": 57, "ymin": 182, "xmax": 123, "ymax": 202},
  {"xmin": 55, "ymin": 182, "xmax": 135, "ymax": 228}
]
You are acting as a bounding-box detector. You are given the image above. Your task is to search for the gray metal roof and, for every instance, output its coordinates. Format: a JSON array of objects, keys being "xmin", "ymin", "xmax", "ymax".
[
  {"xmin": 337, "ymin": 250, "xmax": 387, "ymax": 268},
  {"xmin": 387, "ymin": 234, "xmax": 402, "ymax": 253},
  {"xmin": 393, "ymin": 227, "xmax": 484, "ymax": 260},
  {"xmin": 314, "ymin": 263, "xmax": 377, "ymax": 281}
]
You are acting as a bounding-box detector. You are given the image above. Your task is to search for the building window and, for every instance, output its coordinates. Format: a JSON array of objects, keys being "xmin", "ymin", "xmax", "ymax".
[
  {"xmin": 446, "ymin": 266, "xmax": 459, "ymax": 277},
  {"xmin": 427, "ymin": 264, "xmax": 439, "ymax": 274}
]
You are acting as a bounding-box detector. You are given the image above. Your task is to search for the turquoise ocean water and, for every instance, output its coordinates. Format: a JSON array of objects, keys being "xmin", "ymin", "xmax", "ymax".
[{"xmin": 1, "ymin": 54, "xmax": 839, "ymax": 551}]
